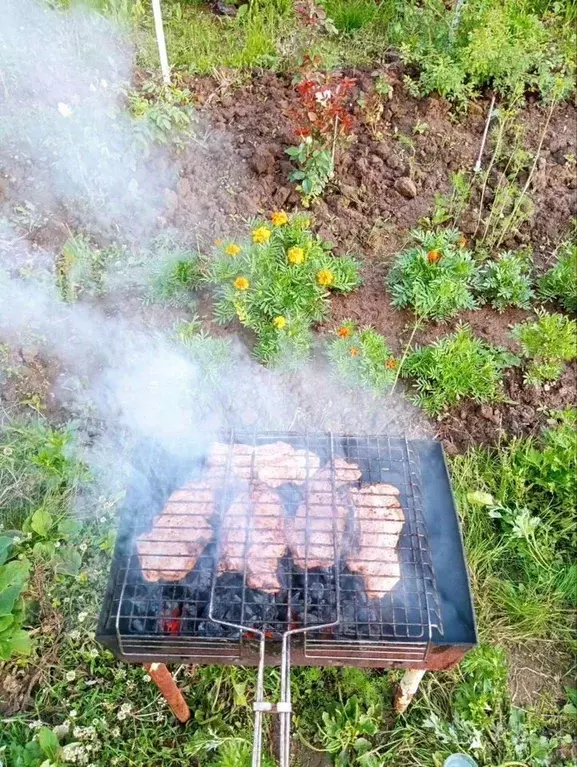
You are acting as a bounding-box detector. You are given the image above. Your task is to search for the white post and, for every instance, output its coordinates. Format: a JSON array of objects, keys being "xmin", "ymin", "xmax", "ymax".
[{"xmin": 151, "ymin": 0, "xmax": 171, "ymax": 85}]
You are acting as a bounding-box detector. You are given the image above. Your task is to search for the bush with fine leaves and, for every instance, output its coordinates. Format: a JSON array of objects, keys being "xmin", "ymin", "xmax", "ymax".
[
  {"xmin": 387, "ymin": 228, "xmax": 478, "ymax": 321},
  {"xmin": 326, "ymin": 321, "xmax": 398, "ymax": 393},
  {"xmin": 477, "ymin": 250, "xmax": 534, "ymax": 312},
  {"xmin": 209, "ymin": 213, "xmax": 360, "ymax": 365},
  {"xmin": 539, "ymin": 242, "xmax": 577, "ymax": 313},
  {"xmin": 511, "ymin": 311, "xmax": 577, "ymax": 385},
  {"xmin": 403, "ymin": 325, "xmax": 512, "ymax": 416}
]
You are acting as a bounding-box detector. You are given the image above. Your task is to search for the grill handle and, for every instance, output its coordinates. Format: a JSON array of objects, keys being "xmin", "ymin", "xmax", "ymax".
[{"xmin": 250, "ymin": 633, "xmax": 294, "ymax": 767}]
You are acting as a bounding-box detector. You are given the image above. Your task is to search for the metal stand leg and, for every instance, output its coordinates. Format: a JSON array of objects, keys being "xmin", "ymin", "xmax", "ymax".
[
  {"xmin": 394, "ymin": 669, "xmax": 425, "ymax": 714},
  {"xmin": 144, "ymin": 663, "xmax": 191, "ymax": 723}
]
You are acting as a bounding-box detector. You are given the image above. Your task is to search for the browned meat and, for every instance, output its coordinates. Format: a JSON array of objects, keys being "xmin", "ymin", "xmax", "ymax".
[
  {"xmin": 346, "ymin": 484, "xmax": 405, "ymax": 598},
  {"xmin": 218, "ymin": 484, "xmax": 286, "ymax": 593},
  {"xmin": 137, "ymin": 481, "xmax": 215, "ymax": 582},
  {"xmin": 208, "ymin": 441, "xmax": 321, "ymax": 487},
  {"xmin": 309, "ymin": 456, "xmax": 362, "ymax": 489},
  {"xmin": 287, "ymin": 490, "xmax": 350, "ymax": 569}
]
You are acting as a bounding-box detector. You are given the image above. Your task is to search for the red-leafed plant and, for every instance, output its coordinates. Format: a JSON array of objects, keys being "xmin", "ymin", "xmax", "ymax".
[{"xmin": 286, "ymin": 55, "xmax": 357, "ymax": 205}]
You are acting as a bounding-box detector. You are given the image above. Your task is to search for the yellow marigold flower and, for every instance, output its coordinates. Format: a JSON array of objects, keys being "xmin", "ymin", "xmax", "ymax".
[
  {"xmin": 271, "ymin": 211, "xmax": 289, "ymax": 226},
  {"xmin": 385, "ymin": 358, "xmax": 398, "ymax": 370},
  {"xmin": 234, "ymin": 276, "xmax": 249, "ymax": 291},
  {"xmin": 427, "ymin": 249, "xmax": 442, "ymax": 264},
  {"xmin": 273, "ymin": 315, "xmax": 287, "ymax": 330},
  {"xmin": 288, "ymin": 247, "xmax": 305, "ymax": 265},
  {"xmin": 458, "ymin": 234, "xmax": 467, "ymax": 248},
  {"xmin": 337, "ymin": 326, "xmax": 351, "ymax": 338},
  {"xmin": 214, "ymin": 238, "xmax": 224, "ymax": 247},
  {"xmin": 225, "ymin": 243, "xmax": 241, "ymax": 257},
  {"xmin": 317, "ymin": 269, "xmax": 334, "ymax": 287},
  {"xmin": 349, "ymin": 347, "xmax": 359, "ymax": 357},
  {"xmin": 252, "ymin": 226, "xmax": 271, "ymax": 244}
]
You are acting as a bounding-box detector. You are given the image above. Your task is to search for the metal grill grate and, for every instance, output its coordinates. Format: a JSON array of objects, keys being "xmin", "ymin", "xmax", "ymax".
[{"xmin": 111, "ymin": 433, "xmax": 443, "ymax": 662}]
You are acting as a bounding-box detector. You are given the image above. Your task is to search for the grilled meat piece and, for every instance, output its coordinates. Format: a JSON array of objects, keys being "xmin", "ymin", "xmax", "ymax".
[
  {"xmin": 218, "ymin": 484, "xmax": 286, "ymax": 593},
  {"xmin": 287, "ymin": 489, "xmax": 350, "ymax": 570},
  {"xmin": 346, "ymin": 484, "xmax": 405, "ymax": 598},
  {"xmin": 137, "ymin": 481, "xmax": 215, "ymax": 582},
  {"xmin": 208, "ymin": 441, "xmax": 321, "ymax": 487},
  {"xmin": 310, "ymin": 456, "xmax": 362, "ymax": 488}
]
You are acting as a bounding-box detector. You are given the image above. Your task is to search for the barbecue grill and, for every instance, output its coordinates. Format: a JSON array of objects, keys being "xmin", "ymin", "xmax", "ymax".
[{"xmin": 97, "ymin": 432, "xmax": 477, "ymax": 766}]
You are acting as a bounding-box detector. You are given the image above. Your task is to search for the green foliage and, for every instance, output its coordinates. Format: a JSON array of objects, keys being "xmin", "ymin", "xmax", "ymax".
[
  {"xmin": 396, "ymin": 0, "xmax": 576, "ymax": 104},
  {"xmin": 317, "ymin": 696, "xmax": 380, "ymax": 766},
  {"xmin": 286, "ymin": 140, "xmax": 334, "ymax": 206},
  {"xmin": 451, "ymin": 409, "xmax": 577, "ymax": 638},
  {"xmin": 511, "ymin": 310, "xmax": 577, "ymax": 385},
  {"xmin": 208, "ymin": 214, "xmax": 360, "ymax": 365},
  {"xmin": 145, "ymin": 244, "xmax": 203, "ymax": 308},
  {"xmin": 128, "ymin": 79, "xmax": 197, "ymax": 152},
  {"xmin": 323, "ymin": 0, "xmax": 379, "ymax": 33},
  {"xmin": 403, "ymin": 325, "xmax": 512, "ymax": 416},
  {"xmin": 477, "ymin": 250, "xmax": 534, "ymax": 311},
  {"xmin": 539, "ymin": 241, "xmax": 577, "ymax": 313},
  {"xmin": 387, "ymin": 228, "xmax": 478, "ymax": 321},
  {"xmin": 0, "ymin": 541, "xmax": 31, "ymax": 660},
  {"xmin": 172, "ymin": 320, "xmax": 232, "ymax": 385},
  {"xmin": 56, "ymin": 235, "xmax": 110, "ymax": 302},
  {"xmin": 326, "ymin": 321, "xmax": 398, "ymax": 393}
]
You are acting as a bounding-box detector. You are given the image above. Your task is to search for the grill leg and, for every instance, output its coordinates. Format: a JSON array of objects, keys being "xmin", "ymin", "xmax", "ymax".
[
  {"xmin": 144, "ymin": 663, "xmax": 191, "ymax": 723},
  {"xmin": 394, "ymin": 669, "xmax": 425, "ymax": 714}
]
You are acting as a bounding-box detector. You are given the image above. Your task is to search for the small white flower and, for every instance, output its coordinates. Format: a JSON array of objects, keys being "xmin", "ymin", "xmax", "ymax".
[
  {"xmin": 99, "ymin": 516, "xmax": 107, "ymax": 524},
  {"xmin": 142, "ymin": 673, "xmax": 151, "ymax": 683},
  {"xmin": 79, "ymin": 542, "xmax": 88, "ymax": 553},
  {"xmin": 69, "ymin": 629, "xmax": 81, "ymax": 641},
  {"xmin": 66, "ymin": 670, "xmax": 77, "ymax": 682},
  {"xmin": 88, "ymin": 648, "xmax": 99, "ymax": 658},
  {"xmin": 78, "ymin": 612, "xmax": 88, "ymax": 623},
  {"xmin": 85, "ymin": 679, "xmax": 98, "ymax": 687},
  {"xmin": 28, "ymin": 720, "xmax": 43, "ymax": 730},
  {"xmin": 111, "ymin": 727, "xmax": 120, "ymax": 738},
  {"xmin": 58, "ymin": 102, "xmax": 73, "ymax": 118},
  {"xmin": 69, "ymin": 709, "xmax": 78, "ymax": 718},
  {"xmin": 54, "ymin": 541, "xmax": 61, "ymax": 548}
]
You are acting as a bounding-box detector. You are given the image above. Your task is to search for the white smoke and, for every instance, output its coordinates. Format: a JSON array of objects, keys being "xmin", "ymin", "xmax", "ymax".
[{"xmin": 0, "ymin": 0, "xmax": 431, "ymax": 517}]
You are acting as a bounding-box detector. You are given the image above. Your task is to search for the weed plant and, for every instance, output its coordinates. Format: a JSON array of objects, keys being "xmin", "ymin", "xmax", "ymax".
[
  {"xmin": 56, "ymin": 235, "xmax": 109, "ymax": 302},
  {"xmin": 326, "ymin": 321, "xmax": 398, "ymax": 394},
  {"xmin": 539, "ymin": 241, "xmax": 577, "ymax": 313},
  {"xmin": 511, "ymin": 310, "xmax": 577, "ymax": 385},
  {"xmin": 209, "ymin": 214, "xmax": 359, "ymax": 365},
  {"xmin": 387, "ymin": 228, "xmax": 478, "ymax": 321},
  {"xmin": 403, "ymin": 325, "xmax": 512, "ymax": 416},
  {"xmin": 477, "ymin": 250, "xmax": 534, "ymax": 311},
  {"xmin": 145, "ymin": 243, "xmax": 203, "ymax": 308},
  {"xmin": 128, "ymin": 79, "xmax": 197, "ymax": 152}
]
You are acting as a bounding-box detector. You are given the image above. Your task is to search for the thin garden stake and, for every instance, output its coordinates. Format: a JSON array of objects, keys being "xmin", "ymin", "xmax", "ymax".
[
  {"xmin": 474, "ymin": 95, "xmax": 496, "ymax": 173},
  {"xmin": 451, "ymin": 0, "xmax": 467, "ymax": 37},
  {"xmin": 152, "ymin": 0, "xmax": 171, "ymax": 85}
]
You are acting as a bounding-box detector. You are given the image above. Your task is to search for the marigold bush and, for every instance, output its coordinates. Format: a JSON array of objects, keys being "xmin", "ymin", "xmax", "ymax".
[{"xmin": 209, "ymin": 214, "xmax": 360, "ymax": 364}]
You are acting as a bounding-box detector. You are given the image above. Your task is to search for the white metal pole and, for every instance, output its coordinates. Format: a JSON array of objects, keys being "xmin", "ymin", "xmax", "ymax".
[{"xmin": 151, "ymin": 0, "xmax": 170, "ymax": 85}]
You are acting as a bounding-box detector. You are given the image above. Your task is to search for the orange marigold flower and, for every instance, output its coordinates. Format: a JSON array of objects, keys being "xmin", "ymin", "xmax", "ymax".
[
  {"xmin": 234, "ymin": 276, "xmax": 249, "ymax": 291},
  {"xmin": 225, "ymin": 243, "xmax": 241, "ymax": 257},
  {"xmin": 458, "ymin": 234, "xmax": 467, "ymax": 248},
  {"xmin": 317, "ymin": 269, "xmax": 334, "ymax": 287},
  {"xmin": 271, "ymin": 211, "xmax": 289, "ymax": 226},
  {"xmin": 252, "ymin": 226, "xmax": 271, "ymax": 244},
  {"xmin": 288, "ymin": 247, "xmax": 305, "ymax": 265},
  {"xmin": 427, "ymin": 249, "xmax": 442, "ymax": 263},
  {"xmin": 337, "ymin": 326, "xmax": 351, "ymax": 338},
  {"xmin": 385, "ymin": 358, "xmax": 398, "ymax": 370},
  {"xmin": 273, "ymin": 315, "xmax": 287, "ymax": 329},
  {"xmin": 349, "ymin": 347, "xmax": 359, "ymax": 357}
]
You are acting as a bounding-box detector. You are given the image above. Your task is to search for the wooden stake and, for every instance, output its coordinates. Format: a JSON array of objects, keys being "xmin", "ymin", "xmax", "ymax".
[
  {"xmin": 144, "ymin": 663, "xmax": 191, "ymax": 722},
  {"xmin": 394, "ymin": 669, "xmax": 426, "ymax": 714}
]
